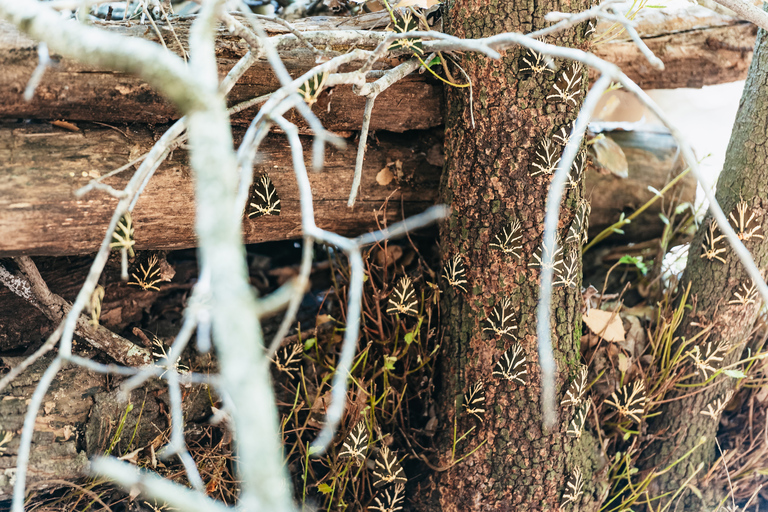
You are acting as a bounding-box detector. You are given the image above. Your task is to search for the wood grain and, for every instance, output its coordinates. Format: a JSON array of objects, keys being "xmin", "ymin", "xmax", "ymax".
[
  {"xmin": 0, "ymin": 120, "xmax": 443, "ymax": 255},
  {"xmin": 0, "ymin": 7, "xmax": 755, "ymax": 128}
]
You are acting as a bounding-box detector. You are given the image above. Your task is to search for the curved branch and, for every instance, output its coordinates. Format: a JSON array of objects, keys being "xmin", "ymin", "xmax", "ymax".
[{"xmin": 0, "ymin": 1, "xmax": 207, "ymax": 112}]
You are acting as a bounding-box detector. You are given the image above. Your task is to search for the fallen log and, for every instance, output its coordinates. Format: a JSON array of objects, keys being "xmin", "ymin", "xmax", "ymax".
[
  {"xmin": 0, "ymin": 12, "xmax": 442, "ymax": 132},
  {"xmin": 0, "ymin": 6, "xmax": 756, "ymax": 128},
  {"xmin": 0, "ymin": 118, "xmax": 694, "ymax": 257},
  {"xmin": 0, "ymin": 120, "xmax": 443, "ymax": 256}
]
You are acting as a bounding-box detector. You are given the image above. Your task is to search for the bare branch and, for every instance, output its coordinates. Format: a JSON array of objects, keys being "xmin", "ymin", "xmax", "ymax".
[
  {"xmin": 91, "ymin": 457, "xmax": 230, "ymax": 512},
  {"xmin": 348, "ymin": 58, "xmax": 421, "ymax": 207},
  {"xmin": 537, "ymin": 74, "xmax": 612, "ymax": 429},
  {"xmin": 348, "ymin": 96, "xmax": 376, "ymax": 207},
  {"xmin": 0, "ymin": 323, "xmax": 61, "ymax": 394},
  {"xmin": 1, "ymin": 258, "xmax": 152, "ymax": 366},
  {"xmin": 23, "ymin": 41, "xmax": 50, "ymax": 101},
  {"xmin": 708, "ymin": 0, "xmax": 768, "ymax": 32}
]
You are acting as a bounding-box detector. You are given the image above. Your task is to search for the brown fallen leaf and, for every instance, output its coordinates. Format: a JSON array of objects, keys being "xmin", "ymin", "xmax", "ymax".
[
  {"xmin": 376, "ymin": 166, "xmax": 395, "ymax": 186},
  {"xmin": 51, "ymin": 120, "xmax": 80, "ymax": 131},
  {"xmin": 583, "ymin": 308, "xmax": 625, "ymax": 343}
]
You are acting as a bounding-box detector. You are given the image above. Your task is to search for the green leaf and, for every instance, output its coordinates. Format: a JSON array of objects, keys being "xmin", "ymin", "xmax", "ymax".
[
  {"xmin": 318, "ymin": 483, "xmax": 334, "ymax": 495},
  {"xmin": 427, "ymin": 55, "xmax": 442, "ymax": 68},
  {"xmin": 304, "ymin": 337, "xmax": 317, "ymax": 351},
  {"xmin": 404, "ymin": 330, "xmax": 415, "ymax": 344},
  {"xmin": 659, "ymin": 213, "xmax": 669, "ymax": 225},
  {"xmin": 618, "ymin": 255, "xmax": 649, "ymax": 276},
  {"xmin": 724, "ymin": 369, "xmax": 746, "ymax": 379},
  {"xmin": 384, "ymin": 355, "xmax": 397, "ymax": 371}
]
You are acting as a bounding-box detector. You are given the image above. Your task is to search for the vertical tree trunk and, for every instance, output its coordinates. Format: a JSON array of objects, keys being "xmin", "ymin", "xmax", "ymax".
[
  {"xmin": 643, "ymin": 20, "xmax": 768, "ymax": 507},
  {"xmin": 431, "ymin": 1, "xmax": 601, "ymax": 510}
]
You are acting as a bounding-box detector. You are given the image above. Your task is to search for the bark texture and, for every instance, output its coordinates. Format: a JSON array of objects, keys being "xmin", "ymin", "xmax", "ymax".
[
  {"xmin": 432, "ymin": 0, "xmax": 600, "ymax": 510},
  {"xmin": 643, "ymin": 20, "xmax": 768, "ymax": 507},
  {"xmin": 0, "ymin": 355, "xmax": 100, "ymax": 498}
]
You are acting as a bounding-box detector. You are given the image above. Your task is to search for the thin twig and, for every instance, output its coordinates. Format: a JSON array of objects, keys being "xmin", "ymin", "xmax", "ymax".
[
  {"xmin": 267, "ymin": 235, "xmax": 316, "ymax": 356},
  {"xmin": 348, "ymin": 95, "xmax": 376, "ymax": 207},
  {"xmin": 254, "ymin": 13, "xmax": 321, "ymax": 57},
  {"xmin": 0, "ymin": 323, "xmax": 61, "ymax": 394},
  {"xmin": 23, "ymin": 42, "xmax": 50, "ymax": 101}
]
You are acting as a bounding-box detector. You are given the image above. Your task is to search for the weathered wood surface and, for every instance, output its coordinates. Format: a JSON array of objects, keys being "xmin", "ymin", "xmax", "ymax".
[
  {"xmin": 586, "ymin": 127, "xmax": 694, "ymax": 242},
  {"xmin": 594, "ymin": 20, "xmax": 756, "ymax": 90},
  {"xmin": 0, "ymin": 353, "xmax": 212, "ymax": 497},
  {"xmin": 0, "ymin": 355, "xmax": 102, "ymax": 497},
  {"xmin": 0, "ymin": 120, "xmax": 443, "ymax": 256},
  {"xmin": 0, "ymin": 6, "xmax": 756, "ymax": 128},
  {"xmin": 0, "ymin": 119, "xmax": 693, "ymax": 257},
  {"xmin": 0, "ymin": 12, "xmax": 441, "ymax": 132}
]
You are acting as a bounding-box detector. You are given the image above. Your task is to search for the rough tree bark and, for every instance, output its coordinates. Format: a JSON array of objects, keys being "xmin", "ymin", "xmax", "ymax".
[
  {"xmin": 643, "ymin": 17, "xmax": 768, "ymax": 509},
  {"xmin": 430, "ymin": 0, "xmax": 600, "ymax": 510}
]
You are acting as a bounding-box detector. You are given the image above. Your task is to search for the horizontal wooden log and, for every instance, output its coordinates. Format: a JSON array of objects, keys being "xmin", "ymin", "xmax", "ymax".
[
  {"xmin": 0, "ymin": 119, "xmax": 694, "ymax": 257},
  {"xmin": 593, "ymin": 22, "xmax": 756, "ymax": 90},
  {"xmin": 0, "ymin": 12, "xmax": 442, "ymax": 132},
  {"xmin": 586, "ymin": 127, "xmax": 695, "ymax": 242},
  {"xmin": 0, "ymin": 120, "xmax": 443, "ymax": 256},
  {"xmin": 0, "ymin": 6, "xmax": 756, "ymax": 129}
]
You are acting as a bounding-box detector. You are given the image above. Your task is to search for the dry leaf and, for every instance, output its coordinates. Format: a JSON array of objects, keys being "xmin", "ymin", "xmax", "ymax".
[
  {"xmin": 118, "ymin": 447, "xmax": 142, "ymax": 464},
  {"xmin": 377, "ymin": 166, "xmax": 395, "ymax": 186},
  {"xmin": 157, "ymin": 257, "xmax": 176, "ymax": 282},
  {"xmin": 622, "ymin": 315, "xmax": 646, "ymax": 357},
  {"xmin": 52, "ymin": 120, "xmax": 80, "ymax": 131},
  {"xmin": 591, "ymin": 134, "xmax": 628, "ymax": 178},
  {"xmin": 374, "ymin": 245, "xmax": 403, "ymax": 267},
  {"xmin": 583, "ymin": 309, "xmax": 625, "ymax": 342}
]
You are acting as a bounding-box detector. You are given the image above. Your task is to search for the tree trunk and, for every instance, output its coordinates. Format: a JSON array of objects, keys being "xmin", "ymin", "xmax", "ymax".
[
  {"xmin": 642, "ymin": 18, "xmax": 768, "ymax": 508},
  {"xmin": 431, "ymin": 1, "xmax": 601, "ymax": 510}
]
